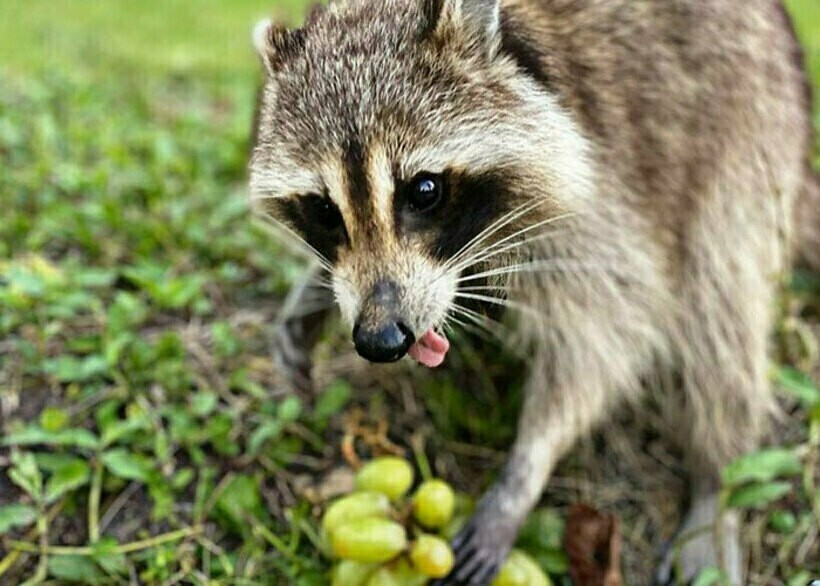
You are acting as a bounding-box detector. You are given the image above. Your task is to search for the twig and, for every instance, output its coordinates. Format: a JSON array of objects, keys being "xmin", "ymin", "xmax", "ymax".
[
  {"xmin": 19, "ymin": 510, "xmax": 48, "ymax": 586},
  {"xmin": 195, "ymin": 535, "xmax": 234, "ymax": 577},
  {"xmin": 88, "ymin": 459, "xmax": 103, "ymax": 543},
  {"xmin": 0, "ymin": 501, "xmax": 64, "ymax": 580},
  {"xmin": 247, "ymin": 516, "xmax": 295, "ymax": 559},
  {"xmin": 411, "ymin": 432, "xmax": 433, "ymax": 481},
  {"xmin": 99, "ymin": 481, "xmax": 140, "ymax": 533},
  {"xmin": 8, "ymin": 525, "xmax": 201, "ymax": 556}
]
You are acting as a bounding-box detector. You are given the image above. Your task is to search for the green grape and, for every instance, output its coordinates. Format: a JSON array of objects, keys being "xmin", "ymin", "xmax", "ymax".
[
  {"xmin": 491, "ymin": 550, "xmax": 551, "ymax": 586},
  {"xmin": 332, "ymin": 560, "xmax": 377, "ymax": 586},
  {"xmin": 323, "ymin": 491, "xmax": 391, "ymax": 535},
  {"xmin": 409, "ymin": 534, "xmax": 455, "ymax": 578},
  {"xmin": 412, "ymin": 479, "xmax": 455, "ymax": 529},
  {"xmin": 365, "ymin": 558, "xmax": 427, "ymax": 586},
  {"xmin": 355, "ymin": 457, "xmax": 414, "ymax": 501},
  {"xmin": 331, "ymin": 517, "xmax": 408, "ymax": 563}
]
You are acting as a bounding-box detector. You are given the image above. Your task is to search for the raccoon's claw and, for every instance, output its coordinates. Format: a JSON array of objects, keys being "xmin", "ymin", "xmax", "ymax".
[
  {"xmin": 652, "ymin": 559, "xmax": 700, "ymax": 586},
  {"xmin": 430, "ymin": 518, "xmax": 510, "ymax": 586},
  {"xmin": 272, "ymin": 322, "xmax": 316, "ymax": 394},
  {"xmin": 653, "ymin": 490, "xmax": 742, "ymax": 586},
  {"xmin": 652, "ymin": 540, "xmax": 675, "ymax": 585}
]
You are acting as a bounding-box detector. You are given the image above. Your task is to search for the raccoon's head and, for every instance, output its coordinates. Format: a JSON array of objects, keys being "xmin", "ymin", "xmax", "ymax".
[{"xmin": 249, "ymin": 0, "xmax": 591, "ymax": 366}]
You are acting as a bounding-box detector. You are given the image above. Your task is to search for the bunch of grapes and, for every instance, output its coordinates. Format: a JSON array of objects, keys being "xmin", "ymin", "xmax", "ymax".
[{"xmin": 321, "ymin": 457, "xmax": 550, "ymax": 586}]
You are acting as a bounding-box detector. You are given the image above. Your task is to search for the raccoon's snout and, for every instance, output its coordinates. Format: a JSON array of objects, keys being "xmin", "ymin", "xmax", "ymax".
[{"xmin": 352, "ymin": 280, "xmax": 415, "ymax": 363}]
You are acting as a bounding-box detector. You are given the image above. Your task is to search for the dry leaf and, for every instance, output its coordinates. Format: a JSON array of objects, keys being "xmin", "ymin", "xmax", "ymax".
[{"xmin": 564, "ymin": 503, "xmax": 623, "ymax": 586}]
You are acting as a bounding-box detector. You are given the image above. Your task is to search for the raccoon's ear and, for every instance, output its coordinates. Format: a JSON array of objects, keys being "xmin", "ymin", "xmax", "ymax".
[
  {"xmin": 253, "ymin": 19, "xmax": 306, "ymax": 75},
  {"xmin": 426, "ymin": 0, "xmax": 501, "ymax": 59}
]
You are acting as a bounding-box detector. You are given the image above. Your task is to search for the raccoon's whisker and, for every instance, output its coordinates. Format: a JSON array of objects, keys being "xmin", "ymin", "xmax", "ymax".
[
  {"xmin": 443, "ymin": 314, "xmax": 492, "ymax": 343},
  {"xmin": 448, "ymin": 303, "xmax": 511, "ymax": 345},
  {"xmin": 450, "ymin": 302, "xmax": 505, "ymax": 328},
  {"xmin": 308, "ymin": 266, "xmax": 359, "ymax": 291},
  {"xmin": 441, "ymin": 312, "xmax": 468, "ymax": 332},
  {"xmin": 448, "ymin": 213, "xmax": 576, "ymax": 274},
  {"xmin": 281, "ymin": 301, "xmax": 337, "ymax": 320},
  {"xmin": 307, "ymin": 274, "xmax": 335, "ymax": 290},
  {"xmin": 444, "ymin": 197, "xmax": 548, "ymax": 269},
  {"xmin": 448, "ymin": 305, "xmax": 494, "ymax": 337},
  {"xmin": 448, "ymin": 303, "xmax": 494, "ymax": 327},
  {"xmin": 464, "ymin": 211, "xmax": 575, "ymax": 259},
  {"xmin": 457, "ymin": 285, "xmax": 510, "ymax": 293},
  {"xmin": 455, "ymin": 260, "xmax": 615, "ymax": 284},
  {"xmin": 302, "ymin": 281, "xmax": 333, "ymax": 291},
  {"xmin": 443, "ymin": 199, "xmax": 532, "ymax": 267},
  {"xmin": 308, "ymin": 281, "xmax": 335, "ymax": 291},
  {"xmin": 430, "ymin": 201, "xmax": 552, "ymax": 290},
  {"xmin": 445, "ymin": 198, "xmax": 547, "ymax": 269},
  {"xmin": 454, "ymin": 292, "xmax": 543, "ymax": 319},
  {"xmin": 253, "ymin": 213, "xmax": 334, "ymax": 272},
  {"xmin": 449, "ymin": 228, "xmax": 564, "ymax": 275}
]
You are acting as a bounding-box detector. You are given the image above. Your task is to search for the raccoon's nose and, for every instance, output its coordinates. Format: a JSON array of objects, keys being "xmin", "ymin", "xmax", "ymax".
[{"xmin": 352, "ymin": 321, "xmax": 415, "ymax": 363}]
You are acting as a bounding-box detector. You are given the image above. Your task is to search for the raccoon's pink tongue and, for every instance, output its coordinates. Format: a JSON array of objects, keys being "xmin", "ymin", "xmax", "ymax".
[{"xmin": 408, "ymin": 329, "xmax": 450, "ymax": 368}]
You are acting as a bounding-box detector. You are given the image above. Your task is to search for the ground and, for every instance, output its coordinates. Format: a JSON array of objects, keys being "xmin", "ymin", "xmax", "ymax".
[{"xmin": 0, "ymin": 1, "xmax": 818, "ymax": 585}]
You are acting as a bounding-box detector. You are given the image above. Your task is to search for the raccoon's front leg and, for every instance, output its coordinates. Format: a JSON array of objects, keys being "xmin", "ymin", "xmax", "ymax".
[
  {"xmin": 272, "ymin": 266, "xmax": 334, "ymax": 394},
  {"xmin": 433, "ymin": 360, "xmax": 592, "ymax": 586}
]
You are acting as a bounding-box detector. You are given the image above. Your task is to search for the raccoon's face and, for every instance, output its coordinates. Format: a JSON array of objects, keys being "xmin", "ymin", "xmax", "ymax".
[{"xmin": 249, "ymin": 0, "xmax": 591, "ymax": 366}]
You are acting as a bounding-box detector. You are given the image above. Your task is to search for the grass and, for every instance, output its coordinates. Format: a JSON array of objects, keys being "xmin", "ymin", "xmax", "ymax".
[
  {"xmin": 0, "ymin": 0, "xmax": 308, "ymax": 79},
  {"xmin": 0, "ymin": 1, "xmax": 818, "ymax": 585}
]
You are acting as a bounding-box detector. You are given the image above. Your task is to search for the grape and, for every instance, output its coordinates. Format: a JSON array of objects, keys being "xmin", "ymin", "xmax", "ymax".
[
  {"xmin": 490, "ymin": 557, "xmax": 528, "ymax": 586},
  {"xmin": 323, "ymin": 492, "xmax": 391, "ymax": 535},
  {"xmin": 491, "ymin": 550, "xmax": 551, "ymax": 586},
  {"xmin": 440, "ymin": 512, "xmax": 469, "ymax": 541},
  {"xmin": 331, "ymin": 560, "xmax": 376, "ymax": 586},
  {"xmin": 331, "ymin": 517, "xmax": 408, "ymax": 563},
  {"xmin": 365, "ymin": 567, "xmax": 403, "ymax": 586},
  {"xmin": 412, "ymin": 480, "xmax": 455, "ymax": 529},
  {"xmin": 355, "ymin": 457, "xmax": 414, "ymax": 501},
  {"xmin": 409, "ymin": 534, "xmax": 455, "ymax": 578},
  {"xmin": 365, "ymin": 559, "xmax": 427, "ymax": 586}
]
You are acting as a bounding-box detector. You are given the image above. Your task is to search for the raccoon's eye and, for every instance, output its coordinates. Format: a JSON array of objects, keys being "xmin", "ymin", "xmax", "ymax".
[
  {"xmin": 407, "ymin": 173, "xmax": 445, "ymax": 213},
  {"xmin": 305, "ymin": 194, "xmax": 344, "ymax": 230}
]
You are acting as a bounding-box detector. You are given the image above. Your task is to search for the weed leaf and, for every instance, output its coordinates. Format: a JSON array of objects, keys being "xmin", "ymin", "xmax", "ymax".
[
  {"xmin": 314, "ymin": 381, "xmax": 351, "ymax": 421},
  {"xmin": 2, "ymin": 426, "xmax": 100, "ymax": 450},
  {"xmin": 727, "ymin": 481, "xmax": 792, "ymax": 509},
  {"xmin": 0, "ymin": 504, "xmax": 37, "ymax": 534},
  {"xmin": 45, "ymin": 458, "xmax": 91, "ymax": 503},
  {"xmin": 48, "ymin": 555, "xmax": 104, "ymax": 584},
  {"xmin": 101, "ymin": 448, "xmax": 154, "ymax": 482},
  {"xmin": 721, "ymin": 448, "xmax": 802, "ymax": 486}
]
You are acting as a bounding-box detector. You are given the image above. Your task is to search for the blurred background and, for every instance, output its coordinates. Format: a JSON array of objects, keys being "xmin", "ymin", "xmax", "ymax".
[{"xmin": 0, "ymin": 1, "xmax": 817, "ymax": 585}]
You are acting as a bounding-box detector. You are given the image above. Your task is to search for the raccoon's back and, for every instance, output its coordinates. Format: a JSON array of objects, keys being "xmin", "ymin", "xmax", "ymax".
[
  {"xmin": 504, "ymin": 0, "xmax": 813, "ymax": 256},
  {"xmin": 799, "ymin": 172, "xmax": 820, "ymax": 270}
]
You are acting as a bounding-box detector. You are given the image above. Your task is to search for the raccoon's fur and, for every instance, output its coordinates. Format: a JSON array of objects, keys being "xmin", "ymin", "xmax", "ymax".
[{"xmin": 248, "ymin": 0, "xmax": 817, "ymax": 583}]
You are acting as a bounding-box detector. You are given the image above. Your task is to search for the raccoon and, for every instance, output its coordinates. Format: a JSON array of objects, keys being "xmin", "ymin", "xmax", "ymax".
[{"xmin": 248, "ymin": 0, "xmax": 817, "ymax": 583}]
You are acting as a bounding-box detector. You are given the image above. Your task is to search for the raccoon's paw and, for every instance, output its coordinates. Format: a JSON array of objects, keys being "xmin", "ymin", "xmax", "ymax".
[
  {"xmin": 654, "ymin": 493, "xmax": 742, "ymax": 586},
  {"xmin": 430, "ymin": 510, "xmax": 516, "ymax": 586},
  {"xmin": 272, "ymin": 322, "xmax": 315, "ymax": 395}
]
